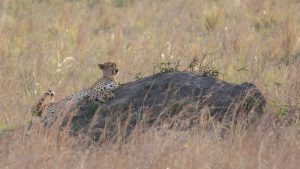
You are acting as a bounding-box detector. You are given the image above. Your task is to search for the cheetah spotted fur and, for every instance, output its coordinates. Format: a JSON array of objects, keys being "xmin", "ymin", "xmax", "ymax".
[{"xmin": 32, "ymin": 62, "xmax": 119, "ymax": 125}]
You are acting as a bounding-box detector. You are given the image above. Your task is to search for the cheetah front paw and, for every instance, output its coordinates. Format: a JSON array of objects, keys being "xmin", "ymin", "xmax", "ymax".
[
  {"xmin": 110, "ymin": 93, "xmax": 115, "ymax": 99},
  {"xmin": 106, "ymin": 92, "xmax": 115, "ymax": 99},
  {"xmin": 97, "ymin": 97, "xmax": 106, "ymax": 103}
]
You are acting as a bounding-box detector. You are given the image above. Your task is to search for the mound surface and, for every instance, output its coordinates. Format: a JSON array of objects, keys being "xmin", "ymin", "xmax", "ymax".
[{"xmin": 62, "ymin": 72, "xmax": 266, "ymax": 142}]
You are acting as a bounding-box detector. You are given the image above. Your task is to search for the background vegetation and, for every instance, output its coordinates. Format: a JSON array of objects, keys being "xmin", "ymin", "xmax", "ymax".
[{"xmin": 0, "ymin": 0, "xmax": 299, "ymax": 168}]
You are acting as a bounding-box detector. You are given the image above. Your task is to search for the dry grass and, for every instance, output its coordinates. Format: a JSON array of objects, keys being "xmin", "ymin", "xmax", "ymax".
[
  {"xmin": 0, "ymin": 0, "xmax": 299, "ymax": 168},
  {"xmin": 0, "ymin": 113, "xmax": 299, "ymax": 169}
]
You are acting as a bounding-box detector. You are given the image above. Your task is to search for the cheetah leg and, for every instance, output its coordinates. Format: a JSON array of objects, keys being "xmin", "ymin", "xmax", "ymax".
[
  {"xmin": 97, "ymin": 97, "xmax": 106, "ymax": 103},
  {"xmin": 103, "ymin": 90, "xmax": 115, "ymax": 99}
]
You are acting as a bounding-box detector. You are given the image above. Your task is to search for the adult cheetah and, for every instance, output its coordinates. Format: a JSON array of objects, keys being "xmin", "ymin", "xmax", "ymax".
[{"xmin": 58, "ymin": 62, "xmax": 119, "ymax": 104}]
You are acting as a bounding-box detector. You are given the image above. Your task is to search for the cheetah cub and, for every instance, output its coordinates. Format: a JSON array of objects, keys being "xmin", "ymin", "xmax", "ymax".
[{"xmin": 31, "ymin": 89, "xmax": 56, "ymax": 117}]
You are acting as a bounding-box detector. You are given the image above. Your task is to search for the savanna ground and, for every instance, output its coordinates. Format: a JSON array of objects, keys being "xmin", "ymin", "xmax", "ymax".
[{"xmin": 0, "ymin": 0, "xmax": 299, "ymax": 168}]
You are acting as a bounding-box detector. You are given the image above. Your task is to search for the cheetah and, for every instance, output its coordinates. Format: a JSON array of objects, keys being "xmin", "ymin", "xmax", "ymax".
[
  {"xmin": 40, "ymin": 62, "xmax": 119, "ymax": 124},
  {"xmin": 59, "ymin": 62, "xmax": 119, "ymax": 104},
  {"xmin": 31, "ymin": 89, "xmax": 56, "ymax": 117}
]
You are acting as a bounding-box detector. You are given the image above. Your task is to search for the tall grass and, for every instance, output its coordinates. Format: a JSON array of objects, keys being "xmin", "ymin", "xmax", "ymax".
[{"xmin": 0, "ymin": 0, "xmax": 299, "ymax": 168}]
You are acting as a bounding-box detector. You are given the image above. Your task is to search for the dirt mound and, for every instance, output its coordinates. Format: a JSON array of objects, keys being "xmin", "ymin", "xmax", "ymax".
[{"xmin": 64, "ymin": 72, "xmax": 266, "ymax": 142}]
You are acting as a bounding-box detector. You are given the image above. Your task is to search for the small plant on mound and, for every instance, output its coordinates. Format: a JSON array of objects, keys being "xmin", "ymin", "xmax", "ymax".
[
  {"xmin": 154, "ymin": 60, "xmax": 180, "ymax": 73},
  {"xmin": 199, "ymin": 65, "xmax": 222, "ymax": 78},
  {"xmin": 185, "ymin": 49, "xmax": 224, "ymax": 78},
  {"xmin": 153, "ymin": 49, "xmax": 224, "ymax": 78}
]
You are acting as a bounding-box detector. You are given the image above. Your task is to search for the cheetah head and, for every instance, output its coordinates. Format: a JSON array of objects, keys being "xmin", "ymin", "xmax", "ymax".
[
  {"xmin": 98, "ymin": 62, "xmax": 119, "ymax": 78},
  {"xmin": 45, "ymin": 89, "xmax": 55, "ymax": 102},
  {"xmin": 45, "ymin": 89, "xmax": 55, "ymax": 96}
]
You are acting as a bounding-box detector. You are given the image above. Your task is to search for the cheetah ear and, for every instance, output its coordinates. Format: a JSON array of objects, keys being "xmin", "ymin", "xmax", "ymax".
[{"xmin": 98, "ymin": 64, "xmax": 104, "ymax": 70}]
